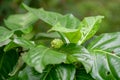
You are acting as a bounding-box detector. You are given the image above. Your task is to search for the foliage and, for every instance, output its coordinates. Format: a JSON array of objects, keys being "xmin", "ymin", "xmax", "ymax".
[
  {"xmin": 0, "ymin": 0, "xmax": 120, "ymax": 33},
  {"xmin": 0, "ymin": 3, "xmax": 120, "ymax": 80}
]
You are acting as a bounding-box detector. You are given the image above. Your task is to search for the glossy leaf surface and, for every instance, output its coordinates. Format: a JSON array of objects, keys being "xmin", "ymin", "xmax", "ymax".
[
  {"xmin": 78, "ymin": 16, "xmax": 104, "ymax": 45},
  {"xmin": 39, "ymin": 64, "xmax": 75, "ymax": 80},
  {"xmin": 88, "ymin": 32, "xmax": 120, "ymax": 56},
  {"xmin": 13, "ymin": 37, "xmax": 35, "ymax": 49},
  {"xmin": 22, "ymin": 45, "xmax": 66, "ymax": 73},
  {"xmin": 59, "ymin": 44, "xmax": 93, "ymax": 73},
  {"xmin": 9, "ymin": 64, "xmax": 75, "ymax": 80},
  {"xmin": 23, "ymin": 4, "xmax": 80, "ymax": 29},
  {"xmin": 87, "ymin": 32, "xmax": 120, "ymax": 79}
]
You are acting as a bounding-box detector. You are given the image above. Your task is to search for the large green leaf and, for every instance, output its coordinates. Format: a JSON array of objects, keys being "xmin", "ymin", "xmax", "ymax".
[
  {"xmin": 0, "ymin": 47, "xmax": 19, "ymax": 80},
  {"xmin": 9, "ymin": 64, "xmax": 75, "ymax": 80},
  {"xmin": 59, "ymin": 32, "xmax": 120, "ymax": 79},
  {"xmin": 22, "ymin": 4, "xmax": 80, "ymax": 29},
  {"xmin": 22, "ymin": 3, "xmax": 62, "ymax": 26},
  {"xmin": 0, "ymin": 27, "xmax": 13, "ymax": 43},
  {"xmin": 39, "ymin": 64, "xmax": 75, "ymax": 80},
  {"xmin": 4, "ymin": 12, "xmax": 38, "ymax": 33},
  {"xmin": 88, "ymin": 50, "xmax": 120, "ymax": 80},
  {"xmin": 22, "ymin": 3, "xmax": 82, "ymax": 43},
  {"xmin": 22, "ymin": 45, "xmax": 66, "ymax": 73},
  {"xmin": 86, "ymin": 32, "xmax": 120, "ymax": 79},
  {"xmin": 59, "ymin": 44, "xmax": 93, "ymax": 73},
  {"xmin": 78, "ymin": 16, "xmax": 104, "ymax": 45}
]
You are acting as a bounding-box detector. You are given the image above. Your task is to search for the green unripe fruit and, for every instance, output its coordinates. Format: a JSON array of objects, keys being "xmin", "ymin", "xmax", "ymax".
[{"xmin": 51, "ymin": 39, "xmax": 64, "ymax": 48}]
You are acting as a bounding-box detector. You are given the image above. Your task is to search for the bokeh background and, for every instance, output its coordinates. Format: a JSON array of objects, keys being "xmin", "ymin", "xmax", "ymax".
[{"xmin": 0, "ymin": 0, "xmax": 120, "ymax": 34}]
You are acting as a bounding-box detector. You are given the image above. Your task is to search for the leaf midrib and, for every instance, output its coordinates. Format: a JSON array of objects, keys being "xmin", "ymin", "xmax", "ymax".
[
  {"xmin": 93, "ymin": 49, "xmax": 120, "ymax": 59},
  {"xmin": 92, "ymin": 49, "xmax": 120, "ymax": 79},
  {"xmin": 78, "ymin": 20, "xmax": 97, "ymax": 45}
]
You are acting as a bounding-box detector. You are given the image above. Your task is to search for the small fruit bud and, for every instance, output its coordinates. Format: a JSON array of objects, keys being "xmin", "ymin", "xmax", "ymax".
[{"xmin": 51, "ymin": 39, "xmax": 63, "ymax": 48}]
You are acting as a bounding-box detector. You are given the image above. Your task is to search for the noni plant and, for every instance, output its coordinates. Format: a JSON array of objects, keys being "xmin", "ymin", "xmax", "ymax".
[{"xmin": 0, "ymin": 3, "xmax": 120, "ymax": 80}]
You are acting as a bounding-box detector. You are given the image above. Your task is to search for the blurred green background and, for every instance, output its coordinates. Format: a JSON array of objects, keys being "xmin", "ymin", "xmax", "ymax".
[{"xmin": 0, "ymin": 0, "xmax": 120, "ymax": 34}]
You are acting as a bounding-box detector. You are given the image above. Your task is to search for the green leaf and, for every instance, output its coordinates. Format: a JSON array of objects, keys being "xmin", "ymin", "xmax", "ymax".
[
  {"xmin": 23, "ymin": 4, "xmax": 104, "ymax": 44},
  {"xmin": 39, "ymin": 64, "xmax": 76, "ymax": 80},
  {"xmin": 0, "ymin": 47, "xmax": 19, "ymax": 80},
  {"xmin": 59, "ymin": 44, "xmax": 93, "ymax": 73},
  {"xmin": 49, "ymin": 23, "xmax": 78, "ymax": 33},
  {"xmin": 10, "ymin": 64, "xmax": 75, "ymax": 80},
  {"xmin": 18, "ymin": 66, "xmax": 41, "ymax": 80},
  {"xmin": 107, "ymin": 53, "xmax": 120, "ymax": 79},
  {"xmin": 52, "ymin": 64, "xmax": 76, "ymax": 80},
  {"xmin": 8, "ymin": 66, "xmax": 40, "ymax": 80},
  {"xmin": 22, "ymin": 3, "xmax": 62, "ymax": 26},
  {"xmin": 23, "ymin": 3, "xmax": 80, "ymax": 29},
  {"xmin": 13, "ymin": 37, "xmax": 35, "ymax": 49},
  {"xmin": 0, "ymin": 27, "xmax": 13, "ymax": 43},
  {"xmin": 22, "ymin": 45, "xmax": 66, "ymax": 73},
  {"xmin": 86, "ymin": 32, "xmax": 120, "ymax": 79},
  {"xmin": 78, "ymin": 16, "xmax": 104, "ymax": 45},
  {"xmin": 64, "ymin": 30, "xmax": 81, "ymax": 43},
  {"xmin": 22, "ymin": 3, "xmax": 82, "ymax": 43},
  {"xmin": 88, "ymin": 51, "xmax": 118, "ymax": 80},
  {"xmin": 4, "ymin": 12, "xmax": 38, "ymax": 33},
  {"xmin": 49, "ymin": 23, "xmax": 82, "ymax": 43}
]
